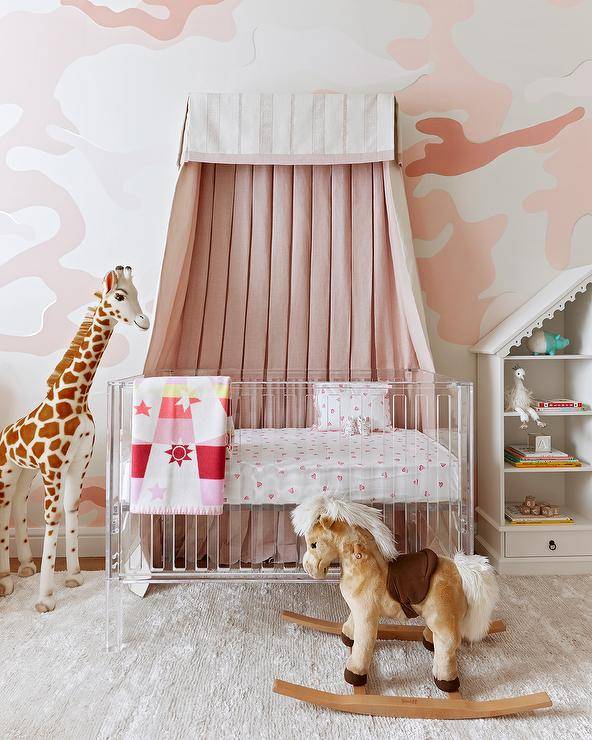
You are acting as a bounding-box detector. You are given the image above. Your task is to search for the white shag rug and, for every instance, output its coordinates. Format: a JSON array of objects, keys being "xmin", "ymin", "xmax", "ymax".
[{"xmin": 1, "ymin": 572, "xmax": 591, "ymax": 739}]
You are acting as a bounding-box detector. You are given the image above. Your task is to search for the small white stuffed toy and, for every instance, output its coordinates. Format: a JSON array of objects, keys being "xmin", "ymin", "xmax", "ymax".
[
  {"xmin": 341, "ymin": 416, "xmax": 372, "ymax": 436},
  {"xmin": 342, "ymin": 417, "xmax": 358, "ymax": 436},
  {"xmin": 505, "ymin": 365, "xmax": 546, "ymax": 430},
  {"xmin": 356, "ymin": 416, "xmax": 372, "ymax": 436}
]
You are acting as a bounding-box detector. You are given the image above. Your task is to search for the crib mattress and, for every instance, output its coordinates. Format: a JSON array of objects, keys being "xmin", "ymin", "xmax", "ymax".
[{"xmin": 225, "ymin": 428, "xmax": 458, "ymax": 505}]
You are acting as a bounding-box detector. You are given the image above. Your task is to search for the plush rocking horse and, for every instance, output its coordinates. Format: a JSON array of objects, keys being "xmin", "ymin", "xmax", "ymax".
[
  {"xmin": 0, "ymin": 266, "xmax": 149, "ymax": 612},
  {"xmin": 273, "ymin": 496, "xmax": 552, "ymax": 719}
]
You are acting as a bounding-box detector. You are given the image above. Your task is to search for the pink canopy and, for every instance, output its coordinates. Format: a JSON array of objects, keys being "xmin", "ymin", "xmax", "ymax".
[{"xmin": 144, "ymin": 92, "xmax": 433, "ymax": 378}]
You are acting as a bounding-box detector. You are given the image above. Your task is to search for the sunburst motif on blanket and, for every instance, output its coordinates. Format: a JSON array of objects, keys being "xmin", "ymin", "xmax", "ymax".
[{"xmin": 165, "ymin": 444, "xmax": 193, "ymax": 466}]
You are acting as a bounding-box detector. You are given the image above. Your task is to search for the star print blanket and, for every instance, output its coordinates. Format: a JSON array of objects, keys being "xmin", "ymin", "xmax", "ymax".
[{"xmin": 130, "ymin": 376, "xmax": 231, "ymax": 514}]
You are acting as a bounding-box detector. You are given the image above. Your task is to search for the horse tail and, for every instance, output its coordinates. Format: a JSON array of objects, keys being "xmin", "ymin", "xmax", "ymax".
[{"xmin": 453, "ymin": 553, "xmax": 499, "ymax": 642}]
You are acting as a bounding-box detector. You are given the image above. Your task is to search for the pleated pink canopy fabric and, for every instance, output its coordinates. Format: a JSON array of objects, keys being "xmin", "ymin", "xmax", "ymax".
[
  {"xmin": 144, "ymin": 92, "xmax": 433, "ymax": 379},
  {"xmin": 142, "ymin": 93, "xmax": 434, "ymax": 563}
]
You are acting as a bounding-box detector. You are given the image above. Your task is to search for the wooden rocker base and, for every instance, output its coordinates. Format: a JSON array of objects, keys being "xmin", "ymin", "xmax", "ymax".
[
  {"xmin": 274, "ymin": 611, "xmax": 552, "ymax": 719},
  {"xmin": 273, "ymin": 680, "xmax": 552, "ymax": 719},
  {"xmin": 281, "ymin": 610, "xmax": 508, "ymax": 641}
]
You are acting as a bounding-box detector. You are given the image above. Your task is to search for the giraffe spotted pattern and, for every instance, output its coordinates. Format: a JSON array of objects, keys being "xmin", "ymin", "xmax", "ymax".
[{"xmin": 0, "ymin": 266, "xmax": 149, "ymax": 612}]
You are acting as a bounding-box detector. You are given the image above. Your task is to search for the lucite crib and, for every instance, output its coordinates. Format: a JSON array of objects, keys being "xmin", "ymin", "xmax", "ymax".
[{"xmin": 105, "ymin": 372, "xmax": 473, "ymax": 650}]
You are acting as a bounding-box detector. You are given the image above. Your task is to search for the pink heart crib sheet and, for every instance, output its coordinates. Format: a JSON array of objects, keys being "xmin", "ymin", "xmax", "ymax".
[
  {"xmin": 226, "ymin": 427, "xmax": 457, "ymax": 505},
  {"xmin": 130, "ymin": 376, "xmax": 231, "ymax": 514}
]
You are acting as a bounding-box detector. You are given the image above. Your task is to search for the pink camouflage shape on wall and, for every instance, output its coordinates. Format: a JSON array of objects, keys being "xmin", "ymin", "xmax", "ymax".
[
  {"xmin": 524, "ymin": 117, "xmax": 592, "ymax": 270},
  {"xmin": 406, "ymin": 107, "xmax": 585, "ymax": 177},
  {"xmin": 61, "ymin": 0, "xmax": 236, "ymax": 41},
  {"xmin": 409, "ymin": 186, "xmax": 507, "ymax": 346},
  {"xmin": 389, "ymin": 0, "xmax": 590, "ymax": 349},
  {"xmin": 387, "ymin": 0, "xmax": 512, "ymax": 139}
]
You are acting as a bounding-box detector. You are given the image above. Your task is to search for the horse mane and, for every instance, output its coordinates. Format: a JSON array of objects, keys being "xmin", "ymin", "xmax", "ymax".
[
  {"xmin": 291, "ymin": 495, "xmax": 399, "ymax": 561},
  {"xmin": 46, "ymin": 292, "xmax": 102, "ymax": 389}
]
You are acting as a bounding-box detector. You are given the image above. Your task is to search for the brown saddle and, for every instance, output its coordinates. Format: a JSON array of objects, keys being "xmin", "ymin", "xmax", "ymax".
[{"xmin": 386, "ymin": 548, "xmax": 439, "ymax": 618}]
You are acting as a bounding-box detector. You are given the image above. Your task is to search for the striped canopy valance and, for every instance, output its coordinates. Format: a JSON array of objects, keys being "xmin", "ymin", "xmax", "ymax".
[{"xmin": 178, "ymin": 92, "xmax": 399, "ymax": 166}]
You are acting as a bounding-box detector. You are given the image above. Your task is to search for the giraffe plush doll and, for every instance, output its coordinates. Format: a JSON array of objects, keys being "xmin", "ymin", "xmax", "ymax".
[{"xmin": 0, "ymin": 266, "xmax": 149, "ymax": 612}]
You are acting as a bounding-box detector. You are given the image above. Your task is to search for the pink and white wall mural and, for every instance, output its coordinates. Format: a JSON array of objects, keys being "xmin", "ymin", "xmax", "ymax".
[{"xmin": 1, "ymin": 0, "xmax": 591, "ymax": 539}]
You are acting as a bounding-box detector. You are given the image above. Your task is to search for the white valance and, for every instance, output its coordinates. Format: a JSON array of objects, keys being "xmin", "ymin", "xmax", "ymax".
[{"xmin": 178, "ymin": 92, "xmax": 399, "ymax": 166}]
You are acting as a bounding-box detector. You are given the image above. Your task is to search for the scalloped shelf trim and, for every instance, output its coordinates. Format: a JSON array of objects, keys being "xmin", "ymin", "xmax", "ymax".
[{"xmin": 500, "ymin": 277, "xmax": 592, "ymax": 357}]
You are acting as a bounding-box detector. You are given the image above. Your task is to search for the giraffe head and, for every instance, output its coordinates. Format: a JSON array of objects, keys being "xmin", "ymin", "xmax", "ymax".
[{"xmin": 100, "ymin": 266, "xmax": 150, "ymax": 330}]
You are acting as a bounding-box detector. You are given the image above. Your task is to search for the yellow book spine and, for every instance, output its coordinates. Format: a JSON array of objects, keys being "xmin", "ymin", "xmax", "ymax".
[
  {"xmin": 508, "ymin": 462, "xmax": 581, "ymax": 468},
  {"xmin": 509, "ymin": 520, "xmax": 573, "ymax": 525}
]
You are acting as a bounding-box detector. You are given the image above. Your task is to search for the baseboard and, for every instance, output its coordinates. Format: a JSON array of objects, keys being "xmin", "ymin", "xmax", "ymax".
[
  {"xmin": 9, "ymin": 527, "xmax": 105, "ymax": 558},
  {"xmin": 494, "ymin": 557, "xmax": 592, "ymax": 576},
  {"xmin": 475, "ymin": 535, "xmax": 501, "ymax": 565}
]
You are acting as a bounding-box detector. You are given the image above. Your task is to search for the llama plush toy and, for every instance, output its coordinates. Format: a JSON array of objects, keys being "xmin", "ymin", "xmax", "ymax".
[{"xmin": 0, "ymin": 266, "xmax": 148, "ymax": 612}]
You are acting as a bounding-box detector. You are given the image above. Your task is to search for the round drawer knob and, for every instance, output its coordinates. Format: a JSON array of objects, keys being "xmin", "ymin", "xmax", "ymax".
[{"xmin": 548, "ymin": 540, "xmax": 557, "ymax": 551}]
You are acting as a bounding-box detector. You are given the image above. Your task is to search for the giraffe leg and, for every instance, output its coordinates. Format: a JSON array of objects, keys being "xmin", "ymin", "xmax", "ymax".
[
  {"xmin": 12, "ymin": 469, "xmax": 37, "ymax": 577},
  {"xmin": 63, "ymin": 445, "xmax": 92, "ymax": 588},
  {"xmin": 0, "ymin": 462, "xmax": 24, "ymax": 597},
  {"xmin": 35, "ymin": 473, "xmax": 63, "ymax": 613}
]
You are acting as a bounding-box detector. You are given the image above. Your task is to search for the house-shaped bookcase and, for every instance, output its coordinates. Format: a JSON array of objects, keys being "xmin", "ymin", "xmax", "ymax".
[{"xmin": 471, "ymin": 264, "xmax": 592, "ymax": 575}]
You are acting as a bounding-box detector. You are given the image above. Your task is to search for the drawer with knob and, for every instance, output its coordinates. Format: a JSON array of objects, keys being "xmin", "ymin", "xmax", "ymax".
[{"xmin": 505, "ymin": 530, "xmax": 592, "ymax": 558}]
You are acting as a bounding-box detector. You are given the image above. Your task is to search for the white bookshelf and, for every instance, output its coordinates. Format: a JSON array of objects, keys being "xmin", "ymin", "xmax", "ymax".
[{"xmin": 471, "ymin": 264, "xmax": 592, "ymax": 575}]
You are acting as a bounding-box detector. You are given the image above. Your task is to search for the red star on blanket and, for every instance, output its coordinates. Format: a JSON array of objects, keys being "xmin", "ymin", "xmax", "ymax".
[
  {"xmin": 165, "ymin": 444, "xmax": 193, "ymax": 467},
  {"xmin": 134, "ymin": 400, "xmax": 151, "ymax": 416}
]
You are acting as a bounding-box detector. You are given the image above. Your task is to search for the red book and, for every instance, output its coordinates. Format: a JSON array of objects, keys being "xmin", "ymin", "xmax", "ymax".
[{"xmin": 536, "ymin": 399, "xmax": 582, "ymax": 409}]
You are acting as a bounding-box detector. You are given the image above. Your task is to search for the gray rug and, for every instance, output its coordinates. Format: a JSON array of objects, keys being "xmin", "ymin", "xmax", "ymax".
[{"xmin": 1, "ymin": 572, "xmax": 591, "ymax": 739}]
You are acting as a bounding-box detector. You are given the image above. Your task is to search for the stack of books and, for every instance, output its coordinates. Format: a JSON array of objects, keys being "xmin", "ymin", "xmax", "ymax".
[
  {"xmin": 534, "ymin": 399, "xmax": 585, "ymax": 413},
  {"xmin": 504, "ymin": 444, "xmax": 582, "ymax": 468}
]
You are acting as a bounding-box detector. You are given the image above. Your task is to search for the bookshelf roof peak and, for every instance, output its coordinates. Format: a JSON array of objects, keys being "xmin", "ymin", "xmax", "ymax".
[{"xmin": 471, "ymin": 264, "xmax": 592, "ymax": 357}]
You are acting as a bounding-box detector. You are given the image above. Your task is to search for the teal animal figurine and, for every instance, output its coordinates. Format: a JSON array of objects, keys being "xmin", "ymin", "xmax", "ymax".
[{"xmin": 526, "ymin": 329, "xmax": 570, "ymax": 356}]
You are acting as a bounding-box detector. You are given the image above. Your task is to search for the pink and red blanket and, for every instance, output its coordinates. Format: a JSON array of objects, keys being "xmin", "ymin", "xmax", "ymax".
[{"xmin": 130, "ymin": 376, "xmax": 231, "ymax": 515}]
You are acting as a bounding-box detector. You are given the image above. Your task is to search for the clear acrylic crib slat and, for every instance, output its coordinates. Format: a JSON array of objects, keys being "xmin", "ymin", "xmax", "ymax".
[{"xmin": 106, "ymin": 373, "xmax": 473, "ymax": 649}]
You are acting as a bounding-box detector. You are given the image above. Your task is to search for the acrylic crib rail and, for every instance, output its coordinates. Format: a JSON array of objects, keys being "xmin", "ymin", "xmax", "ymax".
[{"xmin": 106, "ymin": 375, "xmax": 474, "ymax": 586}]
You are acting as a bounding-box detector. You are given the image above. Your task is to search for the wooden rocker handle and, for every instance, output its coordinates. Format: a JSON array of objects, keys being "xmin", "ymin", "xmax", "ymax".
[{"xmin": 281, "ymin": 611, "xmax": 507, "ymax": 641}]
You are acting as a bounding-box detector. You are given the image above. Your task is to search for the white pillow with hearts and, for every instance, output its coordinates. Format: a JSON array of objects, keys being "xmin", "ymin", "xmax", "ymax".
[{"xmin": 313, "ymin": 382, "xmax": 392, "ymax": 432}]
